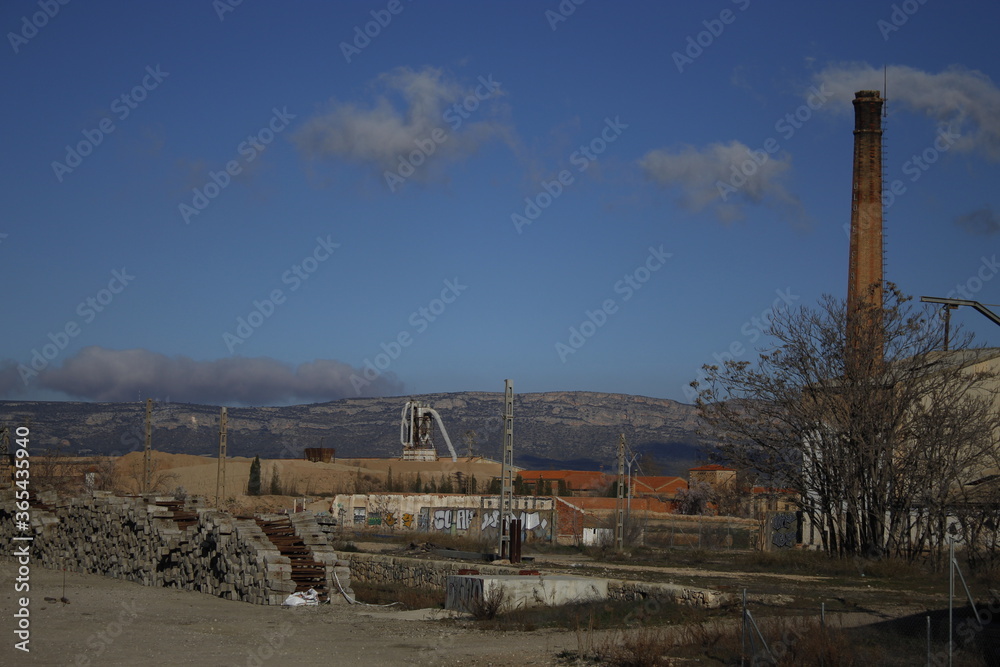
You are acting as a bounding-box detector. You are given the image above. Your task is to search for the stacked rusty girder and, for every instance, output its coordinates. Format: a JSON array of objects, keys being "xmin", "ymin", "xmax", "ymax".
[
  {"xmin": 255, "ymin": 516, "xmax": 329, "ymax": 602},
  {"xmin": 0, "ymin": 490, "xmax": 352, "ymax": 605},
  {"xmin": 152, "ymin": 498, "xmax": 199, "ymax": 530}
]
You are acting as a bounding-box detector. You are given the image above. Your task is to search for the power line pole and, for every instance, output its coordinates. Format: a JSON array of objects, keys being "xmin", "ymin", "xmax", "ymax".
[
  {"xmin": 499, "ymin": 379, "xmax": 515, "ymax": 559},
  {"xmin": 215, "ymin": 407, "xmax": 228, "ymax": 507},
  {"xmin": 615, "ymin": 433, "xmax": 625, "ymax": 551},
  {"xmin": 0, "ymin": 424, "xmax": 10, "ymax": 488},
  {"xmin": 143, "ymin": 398, "xmax": 152, "ymax": 495}
]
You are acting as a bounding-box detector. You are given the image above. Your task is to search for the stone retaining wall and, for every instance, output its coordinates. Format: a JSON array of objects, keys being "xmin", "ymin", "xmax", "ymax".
[{"xmin": 0, "ymin": 490, "xmax": 351, "ymax": 605}]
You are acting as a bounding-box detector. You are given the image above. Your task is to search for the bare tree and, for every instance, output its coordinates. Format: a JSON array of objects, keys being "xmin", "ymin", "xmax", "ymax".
[
  {"xmin": 714, "ymin": 471, "xmax": 754, "ymax": 518},
  {"xmin": 33, "ymin": 441, "xmax": 83, "ymax": 495},
  {"xmin": 118, "ymin": 456, "xmax": 179, "ymax": 495},
  {"xmin": 92, "ymin": 457, "xmax": 122, "ymax": 492},
  {"xmin": 675, "ymin": 480, "xmax": 715, "ymax": 516},
  {"xmin": 694, "ymin": 286, "xmax": 1000, "ymax": 563}
]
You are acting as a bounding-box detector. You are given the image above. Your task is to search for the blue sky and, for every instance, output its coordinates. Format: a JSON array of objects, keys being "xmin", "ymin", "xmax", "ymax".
[{"xmin": 2, "ymin": 0, "xmax": 999, "ymax": 406}]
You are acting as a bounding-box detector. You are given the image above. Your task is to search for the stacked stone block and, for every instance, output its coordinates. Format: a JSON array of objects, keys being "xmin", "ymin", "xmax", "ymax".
[{"xmin": 0, "ymin": 490, "xmax": 351, "ymax": 606}]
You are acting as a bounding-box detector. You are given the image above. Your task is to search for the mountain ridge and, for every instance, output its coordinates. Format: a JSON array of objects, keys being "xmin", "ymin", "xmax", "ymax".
[{"xmin": 1, "ymin": 391, "xmax": 705, "ymax": 476}]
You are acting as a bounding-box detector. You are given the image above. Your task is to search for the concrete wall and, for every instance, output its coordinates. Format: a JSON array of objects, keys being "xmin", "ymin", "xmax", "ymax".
[
  {"xmin": 346, "ymin": 551, "xmax": 526, "ymax": 590},
  {"xmin": 348, "ymin": 552, "xmax": 725, "ymax": 609},
  {"xmin": 330, "ymin": 493, "xmax": 555, "ymax": 543}
]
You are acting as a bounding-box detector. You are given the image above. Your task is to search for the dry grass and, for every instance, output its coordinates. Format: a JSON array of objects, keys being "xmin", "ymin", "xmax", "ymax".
[
  {"xmin": 470, "ymin": 583, "xmax": 508, "ymax": 620},
  {"xmin": 590, "ymin": 628, "xmax": 678, "ymax": 666},
  {"xmin": 560, "ymin": 607, "xmax": 992, "ymax": 666},
  {"xmin": 350, "ymin": 581, "xmax": 445, "ymax": 609}
]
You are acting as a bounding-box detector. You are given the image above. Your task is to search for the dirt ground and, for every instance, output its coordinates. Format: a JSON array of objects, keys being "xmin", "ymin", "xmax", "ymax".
[
  {"xmin": 0, "ymin": 561, "xmax": 588, "ymax": 667},
  {"xmin": 108, "ymin": 451, "xmax": 504, "ymax": 513}
]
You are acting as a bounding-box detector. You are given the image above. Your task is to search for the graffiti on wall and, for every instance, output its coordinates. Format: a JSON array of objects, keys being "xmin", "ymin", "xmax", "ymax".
[
  {"xmin": 347, "ymin": 502, "xmax": 551, "ymax": 540},
  {"xmin": 481, "ymin": 510, "xmax": 550, "ymax": 539},
  {"xmin": 433, "ymin": 508, "xmax": 475, "ymax": 531},
  {"xmin": 446, "ymin": 574, "xmax": 484, "ymax": 614},
  {"xmin": 770, "ymin": 511, "xmax": 798, "ymax": 548}
]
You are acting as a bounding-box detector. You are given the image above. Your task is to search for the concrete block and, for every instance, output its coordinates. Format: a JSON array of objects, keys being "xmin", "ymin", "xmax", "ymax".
[{"xmin": 446, "ymin": 574, "xmax": 608, "ymax": 613}]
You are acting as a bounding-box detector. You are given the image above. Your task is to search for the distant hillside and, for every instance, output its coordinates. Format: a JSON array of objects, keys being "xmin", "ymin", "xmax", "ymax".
[{"xmin": 0, "ymin": 391, "xmax": 706, "ymax": 476}]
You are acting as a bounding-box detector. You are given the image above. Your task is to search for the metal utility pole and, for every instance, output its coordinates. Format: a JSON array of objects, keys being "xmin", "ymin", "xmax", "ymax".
[
  {"xmin": 143, "ymin": 398, "xmax": 152, "ymax": 495},
  {"xmin": 0, "ymin": 425, "xmax": 10, "ymax": 488},
  {"xmin": 615, "ymin": 433, "xmax": 625, "ymax": 551},
  {"xmin": 626, "ymin": 452, "xmax": 639, "ymax": 520},
  {"xmin": 498, "ymin": 379, "xmax": 515, "ymax": 560},
  {"xmin": 215, "ymin": 407, "xmax": 228, "ymax": 507},
  {"xmin": 949, "ymin": 538, "xmax": 955, "ymax": 667},
  {"xmin": 921, "ymin": 297, "xmax": 1000, "ymax": 350}
]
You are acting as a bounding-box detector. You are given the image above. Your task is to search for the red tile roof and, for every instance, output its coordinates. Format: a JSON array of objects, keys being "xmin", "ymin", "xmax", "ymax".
[
  {"xmin": 633, "ymin": 476, "xmax": 688, "ymax": 495},
  {"xmin": 517, "ymin": 470, "xmax": 612, "ymax": 491},
  {"xmin": 557, "ymin": 496, "xmax": 674, "ymax": 513}
]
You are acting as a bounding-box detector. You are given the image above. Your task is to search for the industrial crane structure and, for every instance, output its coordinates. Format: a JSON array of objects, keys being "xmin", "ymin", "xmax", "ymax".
[{"xmin": 400, "ymin": 400, "xmax": 458, "ymax": 462}]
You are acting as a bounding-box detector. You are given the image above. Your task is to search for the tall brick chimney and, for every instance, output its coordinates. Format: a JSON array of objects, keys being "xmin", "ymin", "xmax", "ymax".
[{"xmin": 847, "ymin": 90, "xmax": 884, "ymax": 318}]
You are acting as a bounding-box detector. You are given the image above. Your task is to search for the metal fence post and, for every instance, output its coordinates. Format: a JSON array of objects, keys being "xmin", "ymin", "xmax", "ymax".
[
  {"xmin": 949, "ymin": 538, "xmax": 954, "ymax": 667},
  {"xmin": 741, "ymin": 588, "xmax": 747, "ymax": 667},
  {"xmin": 926, "ymin": 614, "xmax": 931, "ymax": 667}
]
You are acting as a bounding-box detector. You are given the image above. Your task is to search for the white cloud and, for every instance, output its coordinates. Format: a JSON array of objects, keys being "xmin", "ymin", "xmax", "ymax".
[
  {"xmin": 639, "ymin": 140, "xmax": 799, "ymax": 223},
  {"xmin": 813, "ymin": 63, "xmax": 1000, "ymax": 160},
  {"xmin": 293, "ymin": 66, "xmax": 512, "ymax": 186},
  {"xmin": 954, "ymin": 206, "xmax": 999, "ymax": 236},
  {"xmin": 5, "ymin": 347, "xmax": 403, "ymax": 405}
]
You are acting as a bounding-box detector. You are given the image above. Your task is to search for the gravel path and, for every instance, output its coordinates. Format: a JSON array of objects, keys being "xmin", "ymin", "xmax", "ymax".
[{"xmin": 1, "ymin": 562, "xmax": 588, "ymax": 667}]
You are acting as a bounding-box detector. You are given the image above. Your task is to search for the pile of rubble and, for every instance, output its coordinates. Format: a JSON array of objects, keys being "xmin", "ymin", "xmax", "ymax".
[{"xmin": 1, "ymin": 490, "xmax": 352, "ymax": 605}]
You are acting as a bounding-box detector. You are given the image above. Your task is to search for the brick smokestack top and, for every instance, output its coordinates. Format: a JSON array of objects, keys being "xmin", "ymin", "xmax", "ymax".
[{"xmin": 847, "ymin": 90, "xmax": 884, "ymax": 316}]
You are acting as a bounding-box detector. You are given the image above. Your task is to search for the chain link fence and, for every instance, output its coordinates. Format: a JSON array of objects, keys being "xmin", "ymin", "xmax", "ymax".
[
  {"xmin": 736, "ymin": 548, "xmax": 1000, "ymax": 666},
  {"xmin": 642, "ymin": 517, "xmax": 759, "ymax": 550},
  {"xmin": 737, "ymin": 597, "xmax": 999, "ymax": 666}
]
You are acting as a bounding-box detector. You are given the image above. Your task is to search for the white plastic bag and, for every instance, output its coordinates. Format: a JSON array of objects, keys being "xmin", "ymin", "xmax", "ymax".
[{"xmin": 282, "ymin": 588, "xmax": 319, "ymax": 606}]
